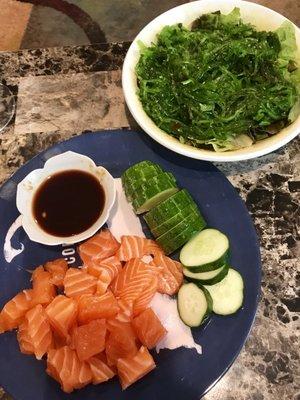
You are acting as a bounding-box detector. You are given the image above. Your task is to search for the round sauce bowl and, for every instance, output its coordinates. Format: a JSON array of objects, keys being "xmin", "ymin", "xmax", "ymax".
[{"xmin": 16, "ymin": 151, "xmax": 116, "ymax": 246}]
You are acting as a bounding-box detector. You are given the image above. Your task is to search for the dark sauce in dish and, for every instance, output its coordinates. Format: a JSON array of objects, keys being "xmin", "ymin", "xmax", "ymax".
[{"xmin": 33, "ymin": 170, "xmax": 105, "ymax": 237}]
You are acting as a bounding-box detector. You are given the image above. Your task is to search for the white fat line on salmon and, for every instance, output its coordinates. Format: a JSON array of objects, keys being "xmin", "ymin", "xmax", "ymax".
[
  {"xmin": 3, "ymin": 216, "xmax": 25, "ymax": 263},
  {"xmin": 108, "ymin": 178, "xmax": 202, "ymax": 355}
]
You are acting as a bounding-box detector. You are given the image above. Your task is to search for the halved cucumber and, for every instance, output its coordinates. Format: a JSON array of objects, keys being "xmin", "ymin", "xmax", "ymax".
[
  {"xmin": 150, "ymin": 206, "xmax": 201, "ymax": 238},
  {"xmin": 144, "ymin": 189, "xmax": 198, "ymax": 228},
  {"xmin": 124, "ymin": 171, "xmax": 176, "ymax": 201},
  {"xmin": 204, "ymin": 268, "xmax": 244, "ymax": 315},
  {"xmin": 180, "ymin": 229, "xmax": 229, "ymax": 272},
  {"xmin": 122, "ymin": 160, "xmax": 163, "ymax": 184},
  {"xmin": 132, "ymin": 173, "xmax": 178, "ymax": 214},
  {"xmin": 183, "ymin": 263, "xmax": 229, "ymax": 285},
  {"xmin": 156, "ymin": 212, "xmax": 206, "ymax": 255},
  {"xmin": 178, "ymin": 283, "xmax": 213, "ymax": 327}
]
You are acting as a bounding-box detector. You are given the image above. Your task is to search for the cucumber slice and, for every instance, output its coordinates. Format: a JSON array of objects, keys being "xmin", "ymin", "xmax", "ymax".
[
  {"xmin": 132, "ymin": 173, "xmax": 178, "ymax": 214},
  {"xmin": 204, "ymin": 268, "xmax": 244, "ymax": 315},
  {"xmin": 156, "ymin": 212, "xmax": 206, "ymax": 255},
  {"xmin": 177, "ymin": 283, "xmax": 213, "ymax": 327},
  {"xmin": 144, "ymin": 189, "xmax": 198, "ymax": 228},
  {"xmin": 180, "ymin": 229, "xmax": 229, "ymax": 272},
  {"xmin": 125, "ymin": 172, "xmax": 176, "ymax": 201},
  {"xmin": 183, "ymin": 263, "xmax": 229, "ymax": 285}
]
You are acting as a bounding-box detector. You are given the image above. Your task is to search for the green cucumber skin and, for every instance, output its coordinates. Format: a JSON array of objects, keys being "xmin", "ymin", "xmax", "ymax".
[
  {"xmin": 144, "ymin": 189, "xmax": 197, "ymax": 228},
  {"xmin": 182, "ymin": 250, "xmax": 230, "ymax": 273},
  {"xmin": 156, "ymin": 216, "xmax": 206, "ymax": 255},
  {"xmin": 150, "ymin": 207, "xmax": 202, "ymax": 238},
  {"xmin": 197, "ymin": 284, "xmax": 213, "ymax": 324},
  {"xmin": 125, "ymin": 172, "xmax": 176, "ymax": 201},
  {"xmin": 185, "ymin": 264, "xmax": 229, "ymax": 285},
  {"xmin": 122, "ymin": 161, "xmax": 163, "ymax": 200},
  {"xmin": 122, "ymin": 160, "xmax": 162, "ymax": 182},
  {"xmin": 132, "ymin": 175, "xmax": 178, "ymax": 212},
  {"xmin": 177, "ymin": 283, "xmax": 213, "ymax": 327}
]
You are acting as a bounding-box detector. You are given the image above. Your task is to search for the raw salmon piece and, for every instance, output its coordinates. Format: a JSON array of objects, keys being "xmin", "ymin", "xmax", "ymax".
[
  {"xmin": 31, "ymin": 266, "xmax": 56, "ymax": 306},
  {"xmin": 63, "ymin": 268, "xmax": 97, "ymax": 298},
  {"xmin": 112, "ymin": 258, "xmax": 158, "ymax": 305},
  {"xmin": 113, "ymin": 299, "xmax": 133, "ymax": 323},
  {"xmin": 25, "ymin": 304, "xmax": 53, "ymax": 359},
  {"xmin": 78, "ymin": 291, "xmax": 119, "ymax": 324},
  {"xmin": 0, "ymin": 289, "xmax": 33, "ymax": 331},
  {"xmin": 117, "ymin": 346, "xmax": 156, "ymax": 390},
  {"xmin": 78, "ymin": 229, "xmax": 120, "ymax": 264},
  {"xmin": 47, "ymin": 348, "xmax": 67, "ymax": 389},
  {"xmin": 133, "ymin": 274, "xmax": 158, "ymax": 316},
  {"xmin": 88, "ymin": 354, "xmax": 116, "ymax": 384},
  {"xmin": 69, "ymin": 350, "xmax": 92, "ymax": 390},
  {"xmin": 95, "ymin": 270, "xmax": 111, "ymax": 296},
  {"xmin": 105, "ymin": 321, "xmax": 138, "ymax": 366},
  {"xmin": 116, "ymin": 236, "xmax": 161, "ymax": 262},
  {"xmin": 47, "ymin": 346, "xmax": 92, "ymax": 393},
  {"xmin": 153, "ymin": 252, "xmax": 183, "ymax": 295},
  {"xmin": 132, "ymin": 308, "xmax": 167, "ymax": 349},
  {"xmin": 44, "ymin": 259, "xmax": 68, "ymax": 287},
  {"xmin": 87, "ymin": 255, "xmax": 122, "ymax": 280},
  {"xmin": 52, "ymin": 330, "xmax": 69, "ymax": 349},
  {"xmin": 46, "ymin": 295, "xmax": 77, "ymax": 338},
  {"xmin": 17, "ymin": 321, "xmax": 34, "ymax": 355},
  {"xmin": 73, "ymin": 319, "xmax": 106, "ymax": 361}
]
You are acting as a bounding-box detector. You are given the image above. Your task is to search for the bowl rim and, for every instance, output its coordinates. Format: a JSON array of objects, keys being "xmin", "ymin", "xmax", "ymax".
[{"xmin": 122, "ymin": 0, "xmax": 300, "ymax": 162}]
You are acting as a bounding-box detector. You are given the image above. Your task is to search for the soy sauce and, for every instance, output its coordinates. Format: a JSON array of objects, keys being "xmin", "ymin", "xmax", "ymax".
[{"xmin": 33, "ymin": 170, "xmax": 105, "ymax": 237}]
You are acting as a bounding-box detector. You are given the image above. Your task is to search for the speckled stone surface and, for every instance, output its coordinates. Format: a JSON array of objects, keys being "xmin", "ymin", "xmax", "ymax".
[{"xmin": 0, "ymin": 12, "xmax": 299, "ymax": 400}]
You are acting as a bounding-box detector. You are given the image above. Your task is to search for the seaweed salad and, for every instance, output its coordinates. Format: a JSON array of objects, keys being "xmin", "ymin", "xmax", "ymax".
[{"xmin": 136, "ymin": 8, "xmax": 300, "ymax": 151}]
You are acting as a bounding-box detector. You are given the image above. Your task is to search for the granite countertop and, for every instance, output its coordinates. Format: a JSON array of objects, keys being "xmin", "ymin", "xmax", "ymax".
[{"xmin": 0, "ymin": 15, "xmax": 299, "ymax": 400}]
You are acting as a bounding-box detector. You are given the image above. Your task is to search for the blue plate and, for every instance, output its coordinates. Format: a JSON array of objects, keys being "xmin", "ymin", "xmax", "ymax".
[{"xmin": 0, "ymin": 130, "xmax": 260, "ymax": 400}]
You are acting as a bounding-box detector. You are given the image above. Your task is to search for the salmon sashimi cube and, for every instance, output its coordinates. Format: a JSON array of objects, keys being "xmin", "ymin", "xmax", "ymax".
[
  {"xmin": 88, "ymin": 354, "xmax": 116, "ymax": 384},
  {"xmin": 133, "ymin": 274, "xmax": 158, "ymax": 316},
  {"xmin": 117, "ymin": 346, "xmax": 156, "ymax": 390},
  {"xmin": 113, "ymin": 299, "xmax": 133, "ymax": 323},
  {"xmin": 44, "ymin": 258, "xmax": 68, "ymax": 287},
  {"xmin": 116, "ymin": 236, "xmax": 161, "ymax": 262},
  {"xmin": 152, "ymin": 252, "xmax": 183, "ymax": 295},
  {"xmin": 95, "ymin": 270, "xmax": 111, "ymax": 296},
  {"xmin": 47, "ymin": 348, "xmax": 67, "ymax": 389},
  {"xmin": 25, "ymin": 304, "xmax": 53, "ymax": 359},
  {"xmin": 46, "ymin": 295, "xmax": 77, "ymax": 338},
  {"xmin": 78, "ymin": 291, "xmax": 119, "ymax": 325},
  {"xmin": 52, "ymin": 330, "xmax": 69, "ymax": 349},
  {"xmin": 87, "ymin": 255, "xmax": 122, "ymax": 280},
  {"xmin": 31, "ymin": 266, "xmax": 56, "ymax": 306},
  {"xmin": 63, "ymin": 268, "xmax": 97, "ymax": 298},
  {"xmin": 0, "ymin": 289, "xmax": 33, "ymax": 331},
  {"xmin": 73, "ymin": 319, "xmax": 106, "ymax": 361},
  {"xmin": 106, "ymin": 320, "xmax": 138, "ymax": 366},
  {"xmin": 17, "ymin": 321, "xmax": 34, "ymax": 355},
  {"xmin": 112, "ymin": 258, "xmax": 158, "ymax": 305},
  {"xmin": 78, "ymin": 229, "xmax": 120, "ymax": 264},
  {"xmin": 132, "ymin": 308, "xmax": 167, "ymax": 349},
  {"xmin": 47, "ymin": 346, "xmax": 92, "ymax": 393},
  {"xmin": 69, "ymin": 349, "xmax": 92, "ymax": 390}
]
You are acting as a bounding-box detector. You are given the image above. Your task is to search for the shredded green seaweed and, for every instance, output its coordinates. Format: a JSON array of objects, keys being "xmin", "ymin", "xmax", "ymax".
[{"xmin": 136, "ymin": 8, "xmax": 300, "ymax": 151}]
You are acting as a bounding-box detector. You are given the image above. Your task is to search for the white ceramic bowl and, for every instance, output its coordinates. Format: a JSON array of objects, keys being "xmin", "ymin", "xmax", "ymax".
[
  {"xmin": 16, "ymin": 151, "xmax": 116, "ymax": 245},
  {"xmin": 122, "ymin": 0, "xmax": 300, "ymax": 162}
]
